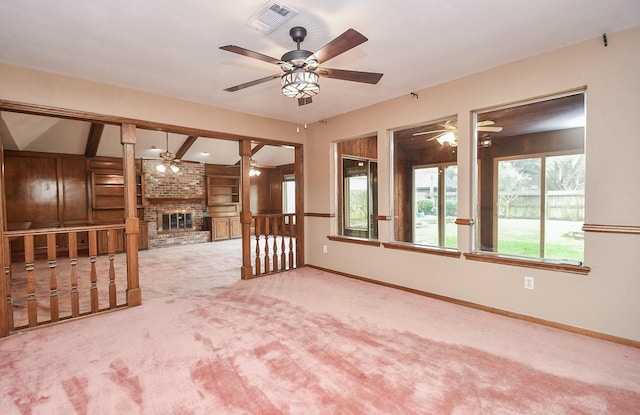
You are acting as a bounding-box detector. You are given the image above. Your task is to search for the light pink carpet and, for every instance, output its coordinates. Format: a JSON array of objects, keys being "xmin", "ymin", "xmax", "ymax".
[{"xmin": 1, "ymin": 265, "xmax": 639, "ymax": 414}]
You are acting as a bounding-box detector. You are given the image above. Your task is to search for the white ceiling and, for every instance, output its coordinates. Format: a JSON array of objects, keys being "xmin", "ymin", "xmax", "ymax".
[
  {"xmin": 0, "ymin": 1, "xmax": 638, "ymax": 166},
  {"xmin": 1, "ymin": 0, "xmax": 639, "ymax": 125}
]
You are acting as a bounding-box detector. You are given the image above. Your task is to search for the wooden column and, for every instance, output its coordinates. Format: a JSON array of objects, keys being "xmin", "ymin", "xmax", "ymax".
[
  {"xmin": 121, "ymin": 124, "xmax": 141, "ymax": 306},
  {"xmin": 294, "ymin": 145, "xmax": 304, "ymax": 267},
  {"xmin": 0, "ymin": 148, "xmax": 7, "ymax": 337},
  {"xmin": 239, "ymin": 140, "xmax": 253, "ymax": 279}
]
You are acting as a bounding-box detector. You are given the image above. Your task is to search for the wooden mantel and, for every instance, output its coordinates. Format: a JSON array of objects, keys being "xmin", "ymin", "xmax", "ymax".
[{"xmin": 146, "ymin": 197, "xmax": 205, "ymax": 204}]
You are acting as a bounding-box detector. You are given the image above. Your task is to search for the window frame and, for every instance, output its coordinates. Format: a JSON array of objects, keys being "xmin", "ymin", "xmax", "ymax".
[
  {"xmin": 391, "ymin": 116, "xmax": 459, "ymax": 251},
  {"xmin": 472, "ymin": 91, "xmax": 587, "ymax": 268}
]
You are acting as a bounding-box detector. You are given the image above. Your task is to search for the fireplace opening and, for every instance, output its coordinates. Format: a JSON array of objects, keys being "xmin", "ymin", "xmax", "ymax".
[{"xmin": 158, "ymin": 210, "xmax": 196, "ymax": 232}]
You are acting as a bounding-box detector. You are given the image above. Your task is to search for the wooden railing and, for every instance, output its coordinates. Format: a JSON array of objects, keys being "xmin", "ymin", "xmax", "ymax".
[
  {"xmin": 252, "ymin": 214, "xmax": 298, "ymax": 276},
  {"xmin": 3, "ymin": 224, "xmax": 129, "ymax": 332}
]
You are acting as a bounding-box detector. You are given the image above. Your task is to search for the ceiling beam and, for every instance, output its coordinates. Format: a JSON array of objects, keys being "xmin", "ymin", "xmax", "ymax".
[
  {"xmin": 175, "ymin": 135, "xmax": 198, "ymax": 160},
  {"xmin": 235, "ymin": 144, "xmax": 265, "ymax": 165},
  {"xmin": 84, "ymin": 123, "xmax": 104, "ymax": 157}
]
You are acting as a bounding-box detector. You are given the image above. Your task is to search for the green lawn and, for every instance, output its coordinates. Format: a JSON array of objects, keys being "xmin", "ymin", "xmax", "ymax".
[
  {"xmin": 413, "ymin": 217, "xmax": 584, "ymax": 262},
  {"xmin": 498, "ymin": 218, "xmax": 584, "ymax": 262}
]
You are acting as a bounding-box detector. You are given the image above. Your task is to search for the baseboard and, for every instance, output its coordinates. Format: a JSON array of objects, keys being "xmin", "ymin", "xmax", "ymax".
[{"xmin": 306, "ymin": 265, "xmax": 640, "ymax": 349}]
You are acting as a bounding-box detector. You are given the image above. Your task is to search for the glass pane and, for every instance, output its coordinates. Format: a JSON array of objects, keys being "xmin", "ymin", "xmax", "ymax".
[
  {"xmin": 414, "ymin": 167, "xmax": 439, "ymax": 246},
  {"xmin": 444, "ymin": 165, "xmax": 458, "ymax": 248},
  {"xmin": 545, "ymin": 154, "xmax": 585, "ymax": 262},
  {"xmin": 170, "ymin": 213, "xmax": 178, "ymax": 230},
  {"xmin": 283, "ymin": 181, "xmax": 296, "ymax": 214},
  {"xmin": 497, "ymin": 158, "xmax": 541, "ymax": 257},
  {"xmin": 162, "ymin": 214, "xmax": 169, "ymax": 231},
  {"xmin": 345, "ymin": 175, "xmax": 368, "ymax": 230},
  {"xmin": 393, "ymin": 117, "xmax": 457, "ymax": 245}
]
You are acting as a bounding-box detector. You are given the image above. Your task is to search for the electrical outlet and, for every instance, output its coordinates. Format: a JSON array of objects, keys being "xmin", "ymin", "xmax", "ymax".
[
  {"xmin": 524, "ymin": 276, "xmax": 535, "ymax": 290},
  {"xmin": 322, "ymin": 245, "xmax": 328, "ymax": 254}
]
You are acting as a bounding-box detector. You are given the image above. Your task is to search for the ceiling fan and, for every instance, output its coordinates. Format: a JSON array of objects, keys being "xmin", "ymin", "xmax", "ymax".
[
  {"xmin": 413, "ymin": 120, "xmax": 503, "ymax": 147},
  {"xmin": 220, "ymin": 26, "xmax": 384, "ymax": 106},
  {"xmin": 156, "ymin": 132, "xmax": 180, "ymax": 173}
]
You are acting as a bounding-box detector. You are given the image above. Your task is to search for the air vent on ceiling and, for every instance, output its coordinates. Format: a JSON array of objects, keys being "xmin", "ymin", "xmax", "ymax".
[{"xmin": 246, "ymin": 1, "xmax": 298, "ymax": 34}]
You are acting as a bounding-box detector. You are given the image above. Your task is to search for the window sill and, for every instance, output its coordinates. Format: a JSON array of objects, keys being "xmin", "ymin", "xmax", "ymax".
[
  {"xmin": 464, "ymin": 252, "xmax": 590, "ymax": 275},
  {"xmin": 382, "ymin": 242, "xmax": 462, "ymax": 258},
  {"xmin": 326, "ymin": 235, "xmax": 381, "ymax": 247}
]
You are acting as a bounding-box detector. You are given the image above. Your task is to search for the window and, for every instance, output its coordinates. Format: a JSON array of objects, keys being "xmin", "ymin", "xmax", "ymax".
[
  {"xmin": 337, "ymin": 136, "xmax": 378, "ymax": 239},
  {"xmin": 393, "ymin": 116, "xmax": 458, "ymax": 248},
  {"xmin": 282, "ymin": 174, "xmax": 295, "ymax": 214},
  {"xmin": 343, "ymin": 158, "xmax": 378, "ymax": 238},
  {"xmin": 413, "ymin": 164, "xmax": 458, "ymax": 248},
  {"xmin": 476, "ymin": 92, "xmax": 586, "ymax": 263}
]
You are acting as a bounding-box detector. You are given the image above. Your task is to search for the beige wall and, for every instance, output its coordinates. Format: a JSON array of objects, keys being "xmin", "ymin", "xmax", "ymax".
[
  {"xmin": 0, "ymin": 63, "xmax": 303, "ymax": 144},
  {"xmin": 305, "ymin": 26, "xmax": 640, "ymax": 342},
  {"xmin": 1, "ymin": 27, "xmax": 638, "ymax": 342}
]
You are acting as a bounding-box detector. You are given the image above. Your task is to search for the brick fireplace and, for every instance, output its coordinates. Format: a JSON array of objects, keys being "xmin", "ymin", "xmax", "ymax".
[{"xmin": 142, "ymin": 159, "xmax": 210, "ymax": 248}]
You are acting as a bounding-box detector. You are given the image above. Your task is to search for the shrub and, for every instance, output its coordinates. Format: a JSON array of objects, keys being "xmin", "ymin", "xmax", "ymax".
[{"xmin": 417, "ymin": 199, "xmax": 434, "ymax": 216}]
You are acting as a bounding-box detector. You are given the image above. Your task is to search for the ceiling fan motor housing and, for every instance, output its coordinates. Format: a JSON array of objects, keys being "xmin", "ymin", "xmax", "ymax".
[
  {"xmin": 281, "ymin": 49, "xmax": 314, "ymax": 67},
  {"xmin": 289, "ymin": 26, "xmax": 307, "ymax": 43}
]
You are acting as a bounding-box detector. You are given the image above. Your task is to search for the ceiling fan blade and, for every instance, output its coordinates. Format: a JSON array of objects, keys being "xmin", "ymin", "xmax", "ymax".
[
  {"xmin": 426, "ymin": 133, "xmax": 448, "ymax": 142},
  {"xmin": 477, "ymin": 120, "xmax": 496, "ymax": 127},
  {"xmin": 224, "ymin": 74, "xmax": 281, "ymax": 92},
  {"xmin": 313, "ymin": 28, "xmax": 368, "ymax": 64},
  {"xmin": 413, "ymin": 129, "xmax": 448, "ymax": 136},
  {"xmin": 298, "ymin": 97, "xmax": 313, "ymax": 106},
  {"xmin": 478, "ymin": 126, "xmax": 503, "ymax": 132},
  {"xmin": 317, "ymin": 68, "xmax": 383, "ymax": 84},
  {"xmin": 219, "ymin": 45, "xmax": 284, "ymax": 65}
]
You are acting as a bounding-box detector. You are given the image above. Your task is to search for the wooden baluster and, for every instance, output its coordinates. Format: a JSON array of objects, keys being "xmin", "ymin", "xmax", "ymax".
[
  {"xmin": 288, "ymin": 215, "xmax": 295, "ymax": 269},
  {"xmin": 47, "ymin": 234, "xmax": 59, "ymax": 322},
  {"xmin": 108, "ymin": 229, "xmax": 117, "ymax": 309},
  {"xmin": 68, "ymin": 232, "xmax": 80, "ymax": 317},
  {"xmin": 263, "ymin": 217, "xmax": 270, "ymax": 273},
  {"xmin": 280, "ymin": 216, "xmax": 287, "ymax": 270},
  {"xmin": 88, "ymin": 230, "xmax": 98, "ymax": 313},
  {"xmin": 254, "ymin": 217, "xmax": 261, "ymax": 275},
  {"xmin": 24, "ymin": 235, "xmax": 37, "ymax": 327},
  {"xmin": 4, "ymin": 242, "xmax": 14, "ymax": 331},
  {"xmin": 272, "ymin": 216, "xmax": 279, "ymax": 271}
]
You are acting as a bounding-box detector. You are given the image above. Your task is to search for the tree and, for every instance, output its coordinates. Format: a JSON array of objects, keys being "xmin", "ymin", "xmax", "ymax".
[
  {"xmin": 497, "ymin": 159, "xmax": 540, "ymax": 218},
  {"xmin": 546, "ymin": 154, "xmax": 585, "ymax": 191}
]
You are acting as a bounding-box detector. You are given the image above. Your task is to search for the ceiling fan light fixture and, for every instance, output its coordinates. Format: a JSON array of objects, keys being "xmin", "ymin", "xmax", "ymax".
[
  {"xmin": 437, "ymin": 131, "xmax": 457, "ymax": 147},
  {"xmin": 170, "ymin": 163, "xmax": 180, "ymax": 173},
  {"xmin": 249, "ymin": 157, "xmax": 261, "ymax": 176},
  {"xmin": 156, "ymin": 163, "xmax": 167, "ymax": 173},
  {"xmin": 281, "ymin": 68, "xmax": 319, "ymax": 99}
]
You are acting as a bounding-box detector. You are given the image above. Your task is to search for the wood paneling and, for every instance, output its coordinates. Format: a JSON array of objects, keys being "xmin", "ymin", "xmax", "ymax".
[
  {"xmin": 4, "ymin": 151, "xmax": 148, "ymax": 257},
  {"xmin": 250, "ymin": 169, "xmax": 272, "ymax": 213},
  {"xmin": 5, "ymin": 154, "xmax": 59, "ymax": 225},
  {"xmin": 338, "ymin": 136, "xmax": 377, "ymax": 159},
  {"xmin": 62, "ymin": 158, "xmax": 89, "ymax": 222}
]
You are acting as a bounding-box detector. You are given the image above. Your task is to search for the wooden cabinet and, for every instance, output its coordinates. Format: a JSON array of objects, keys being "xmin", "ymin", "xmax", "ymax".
[
  {"xmin": 207, "ymin": 217, "xmax": 241, "ymax": 241},
  {"xmin": 205, "ymin": 165, "xmax": 241, "ymax": 242},
  {"xmin": 96, "ymin": 221, "xmax": 148, "ymax": 254}
]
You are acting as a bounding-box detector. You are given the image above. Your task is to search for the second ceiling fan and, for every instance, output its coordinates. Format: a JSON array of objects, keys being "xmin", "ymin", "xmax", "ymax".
[
  {"xmin": 413, "ymin": 120, "xmax": 504, "ymax": 147},
  {"xmin": 220, "ymin": 26, "xmax": 384, "ymax": 106}
]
